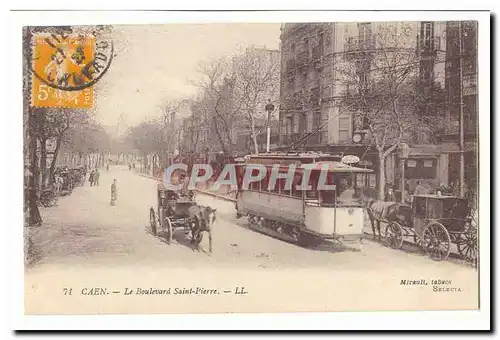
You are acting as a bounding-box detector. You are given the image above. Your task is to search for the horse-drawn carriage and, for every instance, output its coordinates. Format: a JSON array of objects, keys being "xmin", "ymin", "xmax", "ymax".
[
  {"xmin": 69, "ymin": 167, "xmax": 86, "ymax": 187},
  {"xmin": 53, "ymin": 167, "xmax": 74, "ymax": 196},
  {"xmin": 370, "ymin": 194, "xmax": 477, "ymax": 262},
  {"xmin": 148, "ymin": 174, "xmax": 216, "ymax": 252}
]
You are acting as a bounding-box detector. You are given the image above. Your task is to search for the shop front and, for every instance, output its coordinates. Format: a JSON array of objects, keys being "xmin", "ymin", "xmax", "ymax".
[{"xmin": 393, "ymin": 145, "xmax": 448, "ymax": 200}]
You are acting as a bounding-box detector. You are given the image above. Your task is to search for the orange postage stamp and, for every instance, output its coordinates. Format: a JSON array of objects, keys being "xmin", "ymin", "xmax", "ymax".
[
  {"xmin": 30, "ymin": 27, "xmax": 114, "ymax": 109},
  {"xmin": 32, "ymin": 33, "xmax": 95, "ymax": 108}
]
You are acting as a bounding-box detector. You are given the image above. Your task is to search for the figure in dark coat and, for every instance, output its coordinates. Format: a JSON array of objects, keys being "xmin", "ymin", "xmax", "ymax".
[
  {"xmin": 110, "ymin": 179, "xmax": 117, "ymax": 206},
  {"xmin": 93, "ymin": 169, "xmax": 100, "ymax": 186},
  {"xmin": 89, "ymin": 170, "xmax": 95, "ymax": 186}
]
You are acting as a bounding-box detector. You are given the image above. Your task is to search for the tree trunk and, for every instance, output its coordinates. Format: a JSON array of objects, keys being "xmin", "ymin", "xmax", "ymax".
[
  {"xmin": 48, "ymin": 137, "xmax": 62, "ymax": 186},
  {"xmin": 251, "ymin": 133, "xmax": 259, "ymax": 154},
  {"xmin": 29, "ymin": 115, "xmax": 40, "ymax": 226},
  {"xmin": 24, "ymin": 27, "xmax": 42, "ymax": 226},
  {"xmin": 39, "ymin": 138, "xmax": 47, "ymax": 190},
  {"xmin": 143, "ymin": 153, "xmax": 148, "ymax": 173},
  {"xmin": 212, "ymin": 116, "xmax": 228, "ymax": 154},
  {"xmin": 377, "ymin": 152, "xmax": 386, "ymax": 201}
]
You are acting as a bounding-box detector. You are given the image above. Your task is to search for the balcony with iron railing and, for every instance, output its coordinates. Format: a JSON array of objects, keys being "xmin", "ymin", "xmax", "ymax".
[
  {"xmin": 296, "ymin": 51, "xmax": 309, "ymax": 69},
  {"xmin": 285, "ymin": 59, "xmax": 296, "ymax": 74},
  {"xmin": 312, "ymin": 45, "xmax": 323, "ymax": 62},
  {"xmin": 463, "ymin": 73, "xmax": 477, "ymax": 96},
  {"xmin": 310, "ymin": 90, "xmax": 321, "ymax": 109},
  {"xmin": 418, "ymin": 36, "xmax": 441, "ymax": 53},
  {"xmin": 344, "ymin": 35, "xmax": 377, "ymax": 53}
]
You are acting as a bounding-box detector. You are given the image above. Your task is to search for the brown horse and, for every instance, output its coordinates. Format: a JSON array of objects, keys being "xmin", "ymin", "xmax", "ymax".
[
  {"xmin": 366, "ymin": 200, "xmax": 412, "ymax": 241},
  {"xmin": 187, "ymin": 205, "xmax": 217, "ymax": 253}
]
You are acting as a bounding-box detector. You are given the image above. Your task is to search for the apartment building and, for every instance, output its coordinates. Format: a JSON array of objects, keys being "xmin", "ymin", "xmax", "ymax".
[
  {"xmin": 443, "ymin": 21, "xmax": 478, "ymax": 191},
  {"xmin": 278, "ymin": 21, "xmax": 472, "ymax": 192}
]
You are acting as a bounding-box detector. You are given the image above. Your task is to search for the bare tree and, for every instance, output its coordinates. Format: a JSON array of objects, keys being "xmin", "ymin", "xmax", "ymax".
[
  {"xmin": 194, "ymin": 57, "xmax": 244, "ymax": 154},
  {"xmin": 125, "ymin": 118, "xmax": 165, "ymax": 172},
  {"xmin": 232, "ymin": 48, "xmax": 280, "ymax": 154},
  {"xmin": 62, "ymin": 114, "xmax": 111, "ymax": 169},
  {"xmin": 335, "ymin": 23, "xmax": 446, "ymax": 199},
  {"xmin": 159, "ymin": 97, "xmax": 182, "ymax": 164},
  {"xmin": 32, "ymin": 108, "xmax": 92, "ymax": 188},
  {"xmin": 182, "ymin": 99, "xmax": 206, "ymax": 152}
]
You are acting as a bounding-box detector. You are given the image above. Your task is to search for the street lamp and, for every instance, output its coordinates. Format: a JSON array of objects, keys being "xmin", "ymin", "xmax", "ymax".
[
  {"xmin": 398, "ymin": 142, "xmax": 410, "ymax": 203},
  {"xmin": 265, "ymin": 99, "xmax": 275, "ymax": 153}
]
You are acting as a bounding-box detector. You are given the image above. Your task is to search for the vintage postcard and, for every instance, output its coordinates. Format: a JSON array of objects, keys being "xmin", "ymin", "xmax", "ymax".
[{"xmin": 10, "ymin": 9, "xmax": 490, "ymax": 330}]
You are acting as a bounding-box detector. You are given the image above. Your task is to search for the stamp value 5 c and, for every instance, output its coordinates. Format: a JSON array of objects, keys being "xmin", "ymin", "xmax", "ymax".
[{"xmin": 32, "ymin": 33, "xmax": 96, "ymax": 108}]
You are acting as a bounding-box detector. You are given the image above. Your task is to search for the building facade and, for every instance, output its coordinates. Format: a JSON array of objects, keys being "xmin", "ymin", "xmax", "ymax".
[
  {"xmin": 278, "ymin": 21, "xmax": 476, "ymax": 195},
  {"xmin": 442, "ymin": 21, "xmax": 478, "ymax": 193}
]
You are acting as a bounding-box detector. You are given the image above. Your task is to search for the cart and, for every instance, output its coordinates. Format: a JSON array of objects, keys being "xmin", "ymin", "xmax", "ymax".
[
  {"xmin": 149, "ymin": 183, "xmax": 198, "ymax": 244},
  {"xmin": 55, "ymin": 170, "xmax": 73, "ymax": 196},
  {"xmin": 69, "ymin": 167, "xmax": 86, "ymax": 187},
  {"xmin": 385, "ymin": 194, "xmax": 477, "ymax": 262}
]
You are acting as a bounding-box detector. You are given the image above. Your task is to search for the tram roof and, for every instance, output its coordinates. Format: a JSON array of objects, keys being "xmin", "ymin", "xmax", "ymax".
[
  {"xmin": 312, "ymin": 161, "xmax": 373, "ymax": 173},
  {"xmin": 246, "ymin": 152, "xmax": 341, "ymax": 159},
  {"xmin": 244, "ymin": 161, "xmax": 373, "ymax": 173}
]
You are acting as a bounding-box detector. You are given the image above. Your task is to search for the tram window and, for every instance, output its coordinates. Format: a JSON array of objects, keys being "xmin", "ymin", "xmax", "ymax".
[
  {"xmin": 274, "ymin": 177, "xmax": 285, "ymax": 194},
  {"xmin": 319, "ymin": 172, "xmax": 336, "ymax": 205},
  {"xmin": 261, "ymin": 168, "xmax": 270, "ymax": 192},
  {"xmin": 336, "ymin": 174, "xmax": 362, "ymax": 206},
  {"xmin": 267, "ymin": 171, "xmax": 280, "ymax": 194},
  {"xmin": 282, "ymin": 173, "xmax": 292, "ymax": 196},
  {"xmin": 306, "ymin": 171, "xmax": 318, "ymax": 199},
  {"xmin": 292, "ymin": 173, "xmax": 303, "ymax": 198},
  {"xmin": 249, "ymin": 168, "xmax": 260, "ymax": 191}
]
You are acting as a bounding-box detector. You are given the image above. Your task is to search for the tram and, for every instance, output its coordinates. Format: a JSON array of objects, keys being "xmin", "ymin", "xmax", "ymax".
[{"xmin": 234, "ymin": 152, "xmax": 373, "ymax": 246}]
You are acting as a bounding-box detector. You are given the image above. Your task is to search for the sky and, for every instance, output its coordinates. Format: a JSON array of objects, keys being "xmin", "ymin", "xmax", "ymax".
[{"xmin": 93, "ymin": 23, "xmax": 282, "ymax": 128}]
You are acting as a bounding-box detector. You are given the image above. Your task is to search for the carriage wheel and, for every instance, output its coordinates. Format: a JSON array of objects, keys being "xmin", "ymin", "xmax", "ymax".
[
  {"xmin": 163, "ymin": 217, "xmax": 173, "ymax": 244},
  {"xmin": 456, "ymin": 225, "xmax": 478, "ymax": 263},
  {"xmin": 385, "ymin": 222, "xmax": 404, "ymax": 249},
  {"xmin": 149, "ymin": 207, "xmax": 157, "ymax": 236},
  {"xmin": 421, "ymin": 222, "xmax": 451, "ymax": 261}
]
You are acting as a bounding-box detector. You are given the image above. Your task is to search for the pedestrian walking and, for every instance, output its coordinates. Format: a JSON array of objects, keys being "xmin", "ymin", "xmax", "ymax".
[
  {"xmin": 89, "ymin": 170, "xmax": 94, "ymax": 186},
  {"xmin": 54, "ymin": 175, "xmax": 63, "ymax": 196},
  {"xmin": 110, "ymin": 179, "xmax": 118, "ymax": 206},
  {"xmin": 106, "ymin": 163, "xmax": 110, "ymax": 172},
  {"xmin": 93, "ymin": 168, "xmax": 100, "ymax": 186}
]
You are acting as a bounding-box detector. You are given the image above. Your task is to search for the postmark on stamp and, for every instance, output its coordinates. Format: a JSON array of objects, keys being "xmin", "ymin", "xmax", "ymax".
[{"xmin": 29, "ymin": 26, "xmax": 114, "ymax": 108}]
